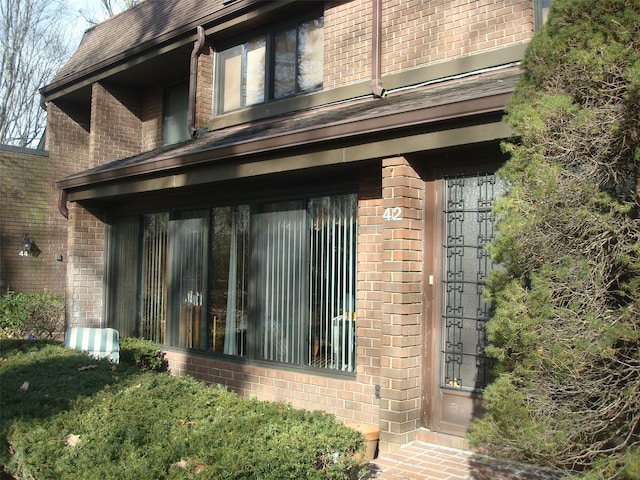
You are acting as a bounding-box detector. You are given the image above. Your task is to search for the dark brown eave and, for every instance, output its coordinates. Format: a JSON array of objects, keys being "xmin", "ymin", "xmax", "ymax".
[{"xmin": 57, "ymin": 68, "xmax": 521, "ymax": 204}]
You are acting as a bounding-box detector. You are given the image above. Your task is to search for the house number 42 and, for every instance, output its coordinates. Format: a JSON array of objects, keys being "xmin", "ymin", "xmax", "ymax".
[{"xmin": 383, "ymin": 207, "xmax": 402, "ymax": 221}]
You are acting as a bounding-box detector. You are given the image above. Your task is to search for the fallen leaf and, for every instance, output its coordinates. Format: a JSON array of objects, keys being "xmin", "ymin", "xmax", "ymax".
[
  {"xmin": 170, "ymin": 459, "xmax": 188, "ymax": 472},
  {"xmin": 63, "ymin": 434, "xmax": 81, "ymax": 447},
  {"xmin": 19, "ymin": 382, "xmax": 29, "ymax": 391},
  {"xmin": 78, "ymin": 365, "xmax": 98, "ymax": 371}
]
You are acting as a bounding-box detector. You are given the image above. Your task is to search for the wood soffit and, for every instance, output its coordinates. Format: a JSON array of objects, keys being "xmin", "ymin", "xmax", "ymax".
[{"xmin": 57, "ymin": 68, "xmax": 521, "ymax": 196}]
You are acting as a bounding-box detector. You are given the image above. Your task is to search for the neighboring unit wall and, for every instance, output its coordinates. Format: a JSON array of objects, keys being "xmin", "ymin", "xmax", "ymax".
[
  {"xmin": 0, "ymin": 145, "xmax": 67, "ymax": 296},
  {"xmin": 142, "ymin": 87, "xmax": 164, "ymax": 151}
]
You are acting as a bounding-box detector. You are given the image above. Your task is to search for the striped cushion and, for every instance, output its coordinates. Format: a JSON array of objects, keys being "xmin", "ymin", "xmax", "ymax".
[{"xmin": 63, "ymin": 327, "xmax": 120, "ymax": 364}]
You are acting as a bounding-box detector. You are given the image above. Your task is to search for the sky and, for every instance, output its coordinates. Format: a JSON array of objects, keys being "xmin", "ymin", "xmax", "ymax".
[{"xmin": 64, "ymin": 0, "xmax": 129, "ymax": 51}]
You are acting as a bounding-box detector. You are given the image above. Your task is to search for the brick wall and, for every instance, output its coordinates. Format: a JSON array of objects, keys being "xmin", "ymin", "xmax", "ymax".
[
  {"xmin": 142, "ymin": 87, "xmax": 163, "ymax": 151},
  {"xmin": 0, "ymin": 146, "xmax": 67, "ymax": 295},
  {"xmin": 378, "ymin": 156, "xmax": 424, "ymax": 449},
  {"xmin": 325, "ymin": 0, "xmax": 534, "ymax": 90},
  {"xmin": 324, "ymin": 0, "xmax": 372, "ymax": 90},
  {"xmin": 382, "ymin": 0, "xmax": 533, "ymax": 74},
  {"xmin": 66, "ymin": 203, "xmax": 105, "ymax": 328},
  {"xmin": 163, "ymin": 351, "xmax": 379, "ymax": 425},
  {"xmin": 90, "ymin": 83, "xmax": 143, "ymax": 163},
  {"xmin": 196, "ymin": 46, "xmax": 214, "ymax": 130}
]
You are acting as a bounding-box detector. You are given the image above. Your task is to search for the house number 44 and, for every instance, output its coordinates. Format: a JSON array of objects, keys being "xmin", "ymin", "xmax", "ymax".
[{"xmin": 383, "ymin": 207, "xmax": 402, "ymax": 221}]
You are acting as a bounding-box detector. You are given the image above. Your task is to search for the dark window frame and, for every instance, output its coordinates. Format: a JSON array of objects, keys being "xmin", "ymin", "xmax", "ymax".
[
  {"xmin": 105, "ymin": 190, "xmax": 358, "ymax": 376},
  {"xmin": 214, "ymin": 14, "xmax": 324, "ymax": 114}
]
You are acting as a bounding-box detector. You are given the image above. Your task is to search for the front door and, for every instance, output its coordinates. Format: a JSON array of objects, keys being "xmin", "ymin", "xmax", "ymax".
[{"xmin": 423, "ymin": 169, "xmax": 504, "ymax": 436}]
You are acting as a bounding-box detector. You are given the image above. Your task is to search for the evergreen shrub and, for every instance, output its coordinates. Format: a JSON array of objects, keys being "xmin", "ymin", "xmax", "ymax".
[
  {"xmin": 468, "ymin": 0, "xmax": 640, "ymax": 477},
  {"xmin": 0, "ymin": 292, "xmax": 64, "ymax": 339},
  {"xmin": 0, "ymin": 341, "xmax": 366, "ymax": 479}
]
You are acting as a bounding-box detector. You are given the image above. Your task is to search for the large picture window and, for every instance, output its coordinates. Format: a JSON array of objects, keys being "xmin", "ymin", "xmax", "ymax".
[
  {"xmin": 216, "ymin": 16, "xmax": 324, "ymax": 113},
  {"xmin": 106, "ymin": 193, "xmax": 357, "ymax": 374}
]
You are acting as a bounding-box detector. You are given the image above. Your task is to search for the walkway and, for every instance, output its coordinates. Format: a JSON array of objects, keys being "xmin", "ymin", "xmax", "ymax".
[{"xmin": 367, "ymin": 442, "xmax": 565, "ymax": 480}]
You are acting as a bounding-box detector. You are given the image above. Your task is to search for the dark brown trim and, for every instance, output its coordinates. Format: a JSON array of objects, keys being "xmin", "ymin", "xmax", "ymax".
[
  {"xmin": 370, "ymin": 0, "xmax": 386, "ymax": 98},
  {"xmin": 188, "ymin": 26, "xmax": 208, "ymax": 137},
  {"xmin": 58, "ymin": 190, "xmax": 69, "ymax": 218}
]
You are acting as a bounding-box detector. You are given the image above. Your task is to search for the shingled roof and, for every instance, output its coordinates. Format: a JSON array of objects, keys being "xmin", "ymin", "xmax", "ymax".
[{"xmin": 52, "ymin": 0, "xmax": 214, "ymax": 83}]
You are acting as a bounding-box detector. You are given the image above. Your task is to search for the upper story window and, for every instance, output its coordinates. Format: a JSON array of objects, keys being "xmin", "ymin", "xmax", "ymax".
[
  {"xmin": 215, "ymin": 16, "xmax": 324, "ymax": 114},
  {"xmin": 535, "ymin": 0, "xmax": 551, "ymax": 30},
  {"xmin": 163, "ymin": 82, "xmax": 190, "ymax": 145}
]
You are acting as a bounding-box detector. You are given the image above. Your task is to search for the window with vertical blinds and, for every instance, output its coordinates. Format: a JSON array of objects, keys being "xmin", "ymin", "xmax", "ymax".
[
  {"xmin": 106, "ymin": 216, "xmax": 139, "ymax": 337},
  {"xmin": 106, "ymin": 193, "xmax": 357, "ymax": 374},
  {"xmin": 254, "ymin": 194, "xmax": 357, "ymax": 371},
  {"xmin": 140, "ymin": 213, "xmax": 168, "ymax": 343}
]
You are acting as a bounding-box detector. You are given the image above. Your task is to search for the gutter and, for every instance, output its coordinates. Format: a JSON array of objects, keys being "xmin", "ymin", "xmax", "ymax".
[
  {"xmin": 188, "ymin": 26, "xmax": 208, "ymax": 137},
  {"xmin": 59, "ymin": 190, "xmax": 69, "ymax": 219},
  {"xmin": 371, "ymin": 0, "xmax": 387, "ymax": 98}
]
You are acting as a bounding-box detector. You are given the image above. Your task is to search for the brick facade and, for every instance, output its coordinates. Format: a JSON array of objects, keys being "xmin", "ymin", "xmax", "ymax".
[
  {"xmin": 379, "ymin": 156, "xmax": 424, "ymax": 448},
  {"xmin": 0, "ymin": 146, "xmax": 66, "ymax": 295},
  {"xmin": 325, "ymin": 0, "xmax": 533, "ymax": 90},
  {"xmin": 382, "ymin": 0, "xmax": 533, "ymax": 74},
  {"xmin": 45, "ymin": 0, "xmax": 536, "ymax": 452}
]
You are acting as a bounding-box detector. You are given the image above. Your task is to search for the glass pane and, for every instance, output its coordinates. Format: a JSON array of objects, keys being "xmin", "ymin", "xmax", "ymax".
[
  {"xmin": 308, "ymin": 194, "xmax": 357, "ymax": 372},
  {"xmin": 297, "ymin": 18, "xmax": 324, "ymax": 92},
  {"xmin": 274, "ymin": 28, "xmax": 296, "ymax": 99},
  {"xmin": 441, "ymin": 173, "xmax": 503, "ymax": 391},
  {"xmin": 218, "ymin": 46, "xmax": 242, "ymax": 113},
  {"xmin": 254, "ymin": 204, "xmax": 308, "ymax": 365},
  {"xmin": 140, "ymin": 213, "xmax": 168, "ymax": 343},
  {"xmin": 244, "ymin": 38, "xmax": 266, "ymax": 106},
  {"xmin": 107, "ymin": 216, "xmax": 140, "ymax": 337},
  {"xmin": 209, "ymin": 206, "xmax": 250, "ymax": 356},
  {"xmin": 163, "ymin": 82, "xmax": 189, "ymax": 145},
  {"xmin": 169, "ymin": 211, "xmax": 207, "ymax": 349}
]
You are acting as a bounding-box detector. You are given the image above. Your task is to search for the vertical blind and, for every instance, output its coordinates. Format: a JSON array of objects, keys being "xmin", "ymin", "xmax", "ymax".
[
  {"xmin": 309, "ymin": 195, "xmax": 357, "ymax": 371},
  {"xmin": 111, "ymin": 194, "xmax": 357, "ymax": 373},
  {"xmin": 140, "ymin": 213, "xmax": 168, "ymax": 343},
  {"xmin": 107, "ymin": 216, "xmax": 139, "ymax": 337},
  {"xmin": 170, "ymin": 212, "xmax": 207, "ymax": 349},
  {"xmin": 254, "ymin": 195, "xmax": 357, "ymax": 371}
]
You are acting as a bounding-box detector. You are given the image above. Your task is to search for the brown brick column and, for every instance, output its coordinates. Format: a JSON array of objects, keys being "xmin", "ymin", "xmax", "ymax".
[
  {"xmin": 63, "ymin": 82, "xmax": 144, "ymax": 328},
  {"xmin": 378, "ymin": 156, "xmax": 424, "ymax": 450},
  {"xmin": 356, "ymin": 164, "xmax": 384, "ymax": 423},
  {"xmin": 66, "ymin": 203, "xmax": 105, "ymax": 328}
]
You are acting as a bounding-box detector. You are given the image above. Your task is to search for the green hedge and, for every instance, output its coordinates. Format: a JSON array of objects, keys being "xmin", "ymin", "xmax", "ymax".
[
  {"xmin": 0, "ymin": 292, "xmax": 64, "ymax": 339},
  {"xmin": 0, "ymin": 340, "xmax": 366, "ymax": 479}
]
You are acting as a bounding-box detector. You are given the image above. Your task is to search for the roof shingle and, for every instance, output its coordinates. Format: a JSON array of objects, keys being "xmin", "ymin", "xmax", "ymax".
[{"xmin": 51, "ymin": 0, "xmax": 225, "ymax": 85}]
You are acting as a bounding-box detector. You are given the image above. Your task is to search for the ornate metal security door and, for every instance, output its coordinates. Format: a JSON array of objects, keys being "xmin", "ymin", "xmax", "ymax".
[{"xmin": 425, "ymin": 170, "xmax": 503, "ymax": 436}]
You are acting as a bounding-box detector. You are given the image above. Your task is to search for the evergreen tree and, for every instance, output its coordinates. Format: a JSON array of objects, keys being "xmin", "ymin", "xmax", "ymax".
[{"xmin": 468, "ymin": 0, "xmax": 640, "ymax": 477}]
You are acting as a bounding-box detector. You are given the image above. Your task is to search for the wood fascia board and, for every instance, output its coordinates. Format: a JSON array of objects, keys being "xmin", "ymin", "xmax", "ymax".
[{"xmin": 65, "ymin": 120, "xmax": 512, "ymax": 202}]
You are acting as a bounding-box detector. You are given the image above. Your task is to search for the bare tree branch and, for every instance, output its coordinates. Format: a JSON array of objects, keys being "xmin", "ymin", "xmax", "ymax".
[{"xmin": 0, "ymin": 0, "xmax": 72, "ymax": 147}]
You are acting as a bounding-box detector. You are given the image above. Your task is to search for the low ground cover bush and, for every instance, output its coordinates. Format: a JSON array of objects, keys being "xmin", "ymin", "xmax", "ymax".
[
  {"xmin": 0, "ymin": 292, "xmax": 64, "ymax": 339},
  {"xmin": 0, "ymin": 340, "xmax": 366, "ymax": 479}
]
